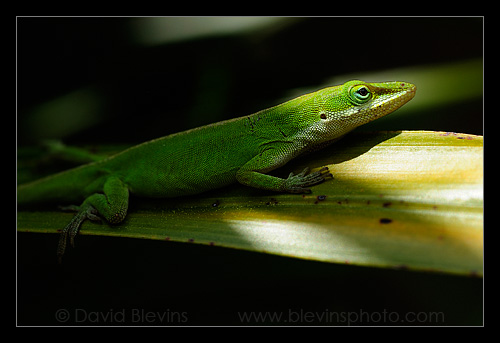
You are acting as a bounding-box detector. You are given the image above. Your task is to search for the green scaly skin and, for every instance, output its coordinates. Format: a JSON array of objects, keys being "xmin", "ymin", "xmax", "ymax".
[{"xmin": 17, "ymin": 80, "xmax": 416, "ymax": 261}]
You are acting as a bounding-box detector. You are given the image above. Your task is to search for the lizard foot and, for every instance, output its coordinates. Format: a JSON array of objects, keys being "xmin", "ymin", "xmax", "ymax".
[
  {"xmin": 57, "ymin": 204, "xmax": 100, "ymax": 263},
  {"xmin": 284, "ymin": 166, "xmax": 333, "ymax": 193}
]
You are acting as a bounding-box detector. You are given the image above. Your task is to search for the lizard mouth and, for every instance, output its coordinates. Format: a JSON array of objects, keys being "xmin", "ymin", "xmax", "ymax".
[
  {"xmin": 374, "ymin": 83, "xmax": 416, "ymax": 116},
  {"xmin": 350, "ymin": 83, "xmax": 416, "ymax": 125}
]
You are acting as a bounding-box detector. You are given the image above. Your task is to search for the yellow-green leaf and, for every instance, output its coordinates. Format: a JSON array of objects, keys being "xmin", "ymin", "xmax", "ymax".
[{"xmin": 17, "ymin": 130, "xmax": 483, "ymax": 276}]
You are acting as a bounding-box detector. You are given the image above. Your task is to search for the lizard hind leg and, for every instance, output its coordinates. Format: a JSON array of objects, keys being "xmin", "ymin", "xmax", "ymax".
[{"xmin": 57, "ymin": 176, "xmax": 129, "ymax": 263}]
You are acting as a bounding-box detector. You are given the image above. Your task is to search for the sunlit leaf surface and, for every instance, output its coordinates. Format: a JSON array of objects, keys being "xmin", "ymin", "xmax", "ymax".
[{"xmin": 17, "ymin": 131, "xmax": 483, "ymax": 276}]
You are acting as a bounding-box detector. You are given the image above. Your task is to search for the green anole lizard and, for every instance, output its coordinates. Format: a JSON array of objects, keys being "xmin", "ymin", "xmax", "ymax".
[{"xmin": 17, "ymin": 80, "xmax": 416, "ymax": 261}]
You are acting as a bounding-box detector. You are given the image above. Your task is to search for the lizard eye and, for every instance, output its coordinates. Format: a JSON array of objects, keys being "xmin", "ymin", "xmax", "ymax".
[
  {"xmin": 357, "ymin": 87, "xmax": 369, "ymax": 96},
  {"xmin": 349, "ymin": 85, "xmax": 372, "ymax": 105}
]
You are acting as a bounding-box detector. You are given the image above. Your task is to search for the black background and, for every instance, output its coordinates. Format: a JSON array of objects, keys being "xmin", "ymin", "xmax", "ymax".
[{"xmin": 17, "ymin": 17, "xmax": 483, "ymax": 326}]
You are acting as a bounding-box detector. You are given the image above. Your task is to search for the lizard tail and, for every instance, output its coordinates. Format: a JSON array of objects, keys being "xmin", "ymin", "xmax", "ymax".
[{"xmin": 17, "ymin": 163, "xmax": 104, "ymax": 206}]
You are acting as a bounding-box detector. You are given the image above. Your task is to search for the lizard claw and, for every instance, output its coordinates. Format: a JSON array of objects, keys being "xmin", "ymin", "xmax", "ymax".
[
  {"xmin": 57, "ymin": 204, "xmax": 99, "ymax": 263},
  {"xmin": 284, "ymin": 166, "xmax": 332, "ymax": 193}
]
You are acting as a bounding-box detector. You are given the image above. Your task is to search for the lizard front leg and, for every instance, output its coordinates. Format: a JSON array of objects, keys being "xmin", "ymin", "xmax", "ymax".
[
  {"xmin": 235, "ymin": 148, "xmax": 332, "ymax": 193},
  {"xmin": 57, "ymin": 176, "xmax": 129, "ymax": 263}
]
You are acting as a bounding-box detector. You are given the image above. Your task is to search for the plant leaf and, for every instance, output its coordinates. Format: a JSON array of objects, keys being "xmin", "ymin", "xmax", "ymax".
[{"xmin": 17, "ymin": 130, "xmax": 483, "ymax": 276}]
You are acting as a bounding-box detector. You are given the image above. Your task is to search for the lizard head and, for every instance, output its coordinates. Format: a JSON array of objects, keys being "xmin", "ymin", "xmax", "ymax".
[{"xmin": 316, "ymin": 80, "xmax": 416, "ymax": 138}]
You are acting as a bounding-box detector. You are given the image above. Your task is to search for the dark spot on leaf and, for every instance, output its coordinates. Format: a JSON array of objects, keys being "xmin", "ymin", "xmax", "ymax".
[
  {"xmin": 383, "ymin": 202, "xmax": 392, "ymax": 207},
  {"xmin": 380, "ymin": 218, "xmax": 393, "ymax": 224},
  {"xmin": 266, "ymin": 198, "xmax": 279, "ymax": 205},
  {"xmin": 317, "ymin": 195, "xmax": 327, "ymax": 201},
  {"xmin": 188, "ymin": 238, "xmax": 194, "ymax": 243}
]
